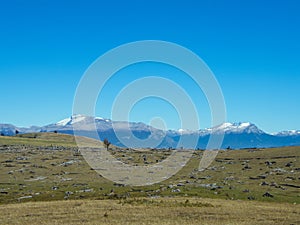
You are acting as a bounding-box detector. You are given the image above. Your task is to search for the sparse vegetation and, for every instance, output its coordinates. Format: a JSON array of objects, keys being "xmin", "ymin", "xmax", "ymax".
[
  {"xmin": 0, "ymin": 133, "xmax": 299, "ymax": 224},
  {"xmin": 0, "ymin": 198, "xmax": 299, "ymax": 225}
]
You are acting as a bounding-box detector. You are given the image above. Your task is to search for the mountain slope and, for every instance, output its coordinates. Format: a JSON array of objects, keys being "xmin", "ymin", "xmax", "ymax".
[{"xmin": 1, "ymin": 115, "xmax": 300, "ymax": 149}]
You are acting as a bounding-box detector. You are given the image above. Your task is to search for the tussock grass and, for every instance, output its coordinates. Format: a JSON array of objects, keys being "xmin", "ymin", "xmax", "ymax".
[
  {"xmin": 0, "ymin": 197, "xmax": 298, "ymax": 225},
  {"xmin": 0, "ymin": 133, "xmax": 299, "ymax": 224}
]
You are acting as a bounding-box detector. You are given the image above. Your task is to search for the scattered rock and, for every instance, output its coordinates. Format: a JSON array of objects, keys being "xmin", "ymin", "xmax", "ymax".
[
  {"xmin": 262, "ymin": 192, "xmax": 273, "ymax": 198},
  {"xmin": 198, "ymin": 183, "xmax": 223, "ymax": 190},
  {"xmin": 189, "ymin": 175, "xmax": 196, "ymax": 179},
  {"xmin": 114, "ymin": 183, "xmax": 125, "ymax": 187},
  {"xmin": 250, "ymin": 174, "xmax": 267, "ymax": 180},
  {"xmin": 260, "ymin": 181, "xmax": 269, "ymax": 186},
  {"xmin": 61, "ymin": 177, "xmax": 72, "ymax": 181},
  {"xmin": 198, "ymin": 175, "xmax": 212, "ymax": 180},
  {"xmin": 25, "ymin": 176, "xmax": 47, "ymax": 182},
  {"xmin": 265, "ymin": 161, "xmax": 276, "ymax": 166},
  {"xmin": 61, "ymin": 160, "xmax": 77, "ymax": 167},
  {"xmin": 258, "ymin": 174, "xmax": 268, "ymax": 179},
  {"xmin": 243, "ymin": 164, "xmax": 251, "ymax": 170},
  {"xmin": 18, "ymin": 195, "xmax": 33, "ymax": 201},
  {"xmin": 16, "ymin": 156, "xmax": 28, "ymax": 160},
  {"xmin": 209, "ymin": 166, "xmax": 217, "ymax": 171},
  {"xmin": 285, "ymin": 162, "xmax": 292, "ymax": 167},
  {"xmin": 272, "ymin": 168, "xmax": 287, "ymax": 174},
  {"xmin": 248, "ymin": 196, "xmax": 255, "ymax": 200},
  {"xmin": 64, "ymin": 191, "xmax": 73, "ymax": 198},
  {"xmin": 224, "ymin": 176, "xmax": 235, "ymax": 181},
  {"xmin": 285, "ymin": 176, "xmax": 296, "ymax": 181},
  {"xmin": 4, "ymin": 160, "xmax": 14, "ymax": 163},
  {"xmin": 280, "ymin": 183, "xmax": 300, "ymax": 189},
  {"xmin": 270, "ymin": 182, "xmax": 279, "ymax": 187},
  {"xmin": 78, "ymin": 188, "xmax": 93, "ymax": 193}
]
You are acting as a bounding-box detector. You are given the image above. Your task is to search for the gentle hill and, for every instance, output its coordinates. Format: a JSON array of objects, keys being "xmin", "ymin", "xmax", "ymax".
[
  {"xmin": 0, "ymin": 132, "xmax": 77, "ymax": 147},
  {"xmin": 0, "ymin": 132, "xmax": 107, "ymax": 148}
]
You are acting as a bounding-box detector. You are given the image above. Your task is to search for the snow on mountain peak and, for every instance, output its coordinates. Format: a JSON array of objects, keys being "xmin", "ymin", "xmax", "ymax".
[
  {"xmin": 205, "ymin": 122, "xmax": 262, "ymax": 134},
  {"xmin": 54, "ymin": 115, "xmax": 266, "ymax": 136},
  {"xmin": 274, "ymin": 130, "xmax": 300, "ymax": 136},
  {"xmin": 56, "ymin": 118, "xmax": 71, "ymax": 126},
  {"xmin": 238, "ymin": 122, "xmax": 251, "ymax": 128},
  {"xmin": 56, "ymin": 114, "xmax": 91, "ymax": 126},
  {"xmin": 177, "ymin": 128, "xmax": 195, "ymax": 135},
  {"xmin": 71, "ymin": 114, "xmax": 88, "ymax": 123},
  {"xmin": 216, "ymin": 122, "xmax": 233, "ymax": 129}
]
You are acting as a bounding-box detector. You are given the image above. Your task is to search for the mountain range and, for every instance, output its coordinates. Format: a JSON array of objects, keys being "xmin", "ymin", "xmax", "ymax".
[{"xmin": 1, "ymin": 114, "xmax": 300, "ymax": 149}]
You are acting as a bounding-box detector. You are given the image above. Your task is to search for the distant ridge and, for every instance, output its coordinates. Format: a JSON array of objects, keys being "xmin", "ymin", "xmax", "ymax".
[{"xmin": 1, "ymin": 115, "xmax": 300, "ymax": 149}]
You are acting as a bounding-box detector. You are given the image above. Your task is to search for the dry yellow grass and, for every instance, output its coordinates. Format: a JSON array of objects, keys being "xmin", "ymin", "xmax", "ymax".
[{"xmin": 0, "ymin": 197, "xmax": 299, "ymax": 225}]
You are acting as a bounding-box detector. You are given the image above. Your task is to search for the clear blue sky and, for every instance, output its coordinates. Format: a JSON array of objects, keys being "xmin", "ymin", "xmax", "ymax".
[{"xmin": 0, "ymin": 0, "xmax": 299, "ymax": 133}]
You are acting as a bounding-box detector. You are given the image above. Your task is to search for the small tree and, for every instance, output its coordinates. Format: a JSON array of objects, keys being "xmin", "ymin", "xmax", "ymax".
[
  {"xmin": 103, "ymin": 138, "xmax": 111, "ymax": 150},
  {"xmin": 15, "ymin": 130, "xmax": 19, "ymax": 135}
]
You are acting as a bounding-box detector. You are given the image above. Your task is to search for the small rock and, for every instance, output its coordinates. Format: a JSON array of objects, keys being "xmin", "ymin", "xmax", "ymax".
[
  {"xmin": 262, "ymin": 192, "xmax": 273, "ymax": 198},
  {"xmin": 273, "ymin": 168, "xmax": 287, "ymax": 173},
  {"xmin": 260, "ymin": 181, "xmax": 269, "ymax": 186},
  {"xmin": 61, "ymin": 160, "xmax": 76, "ymax": 167},
  {"xmin": 270, "ymin": 182, "xmax": 279, "ymax": 187},
  {"xmin": 285, "ymin": 162, "xmax": 292, "ymax": 167},
  {"xmin": 18, "ymin": 195, "xmax": 33, "ymax": 200},
  {"xmin": 65, "ymin": 191, "xmax": 73, "ymax": 196},
  {"xmin": 248, "ymin": 196, "xmax": 255, "ymax": 200},
  {"xmin": 258, "ymin": 174, "xmax": 268, "ymax": 179},
  {"xmin": 243, "ymin": 164, "xmax": 251, "ymax": 170},
  {"xmin": 78, "ymin": 188, "xmax": 93, "ymax": 193},
  {"xmin": 265, "ymin": 161, "xmax": 272, "ymax": 166},
  {"xmin": 225, "ymin": 176, "xmax": 235, "ymax": 181}
]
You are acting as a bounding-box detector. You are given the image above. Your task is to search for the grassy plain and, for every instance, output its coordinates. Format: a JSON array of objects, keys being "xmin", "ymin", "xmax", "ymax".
[
  {"xmin": 0, "ymin": 133, "xmax": 299, "ymax": 224},
  {"xmin": 0, "ymin": 197, "xmax": 299, "ymax": 225}
]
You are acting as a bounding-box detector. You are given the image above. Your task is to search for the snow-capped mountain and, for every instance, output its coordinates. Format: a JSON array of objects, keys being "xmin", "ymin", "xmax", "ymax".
[
  {"xmin": 49, "ymin": 115, "xmax": 163, "ymax": 136},
  {"xmin": 1, "ymin": 115, "xmax": 300, "ymax": 149},
  {"xmin": 205, "ymin": 122, "xmax": 264, "ymax": 134},
  {"xmin": 274, "ymin": 130, "xmax": 300, "ymax": 136}
]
